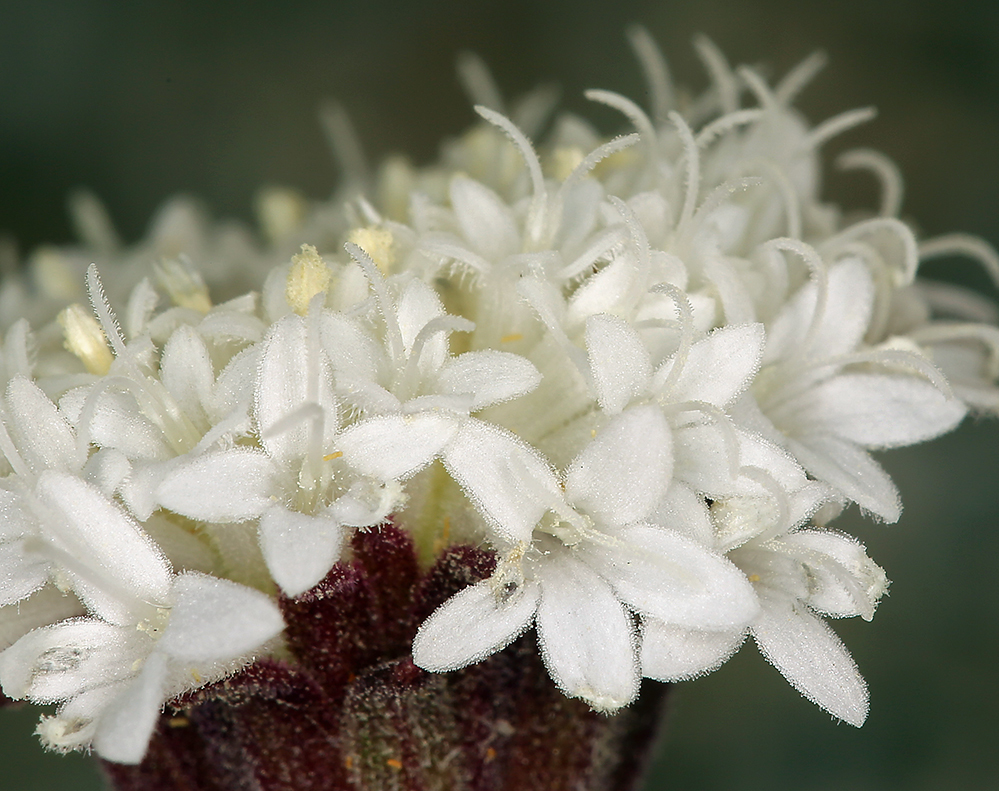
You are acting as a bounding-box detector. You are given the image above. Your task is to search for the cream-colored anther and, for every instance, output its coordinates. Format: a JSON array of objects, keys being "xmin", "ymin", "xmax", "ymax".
[
  {"xmin": 347, "ymin": 226, "xmax": 395, "ymax": 273},
  {"xmin": 32, "ymin": 247, "xmax": 82, "ymax": 302},
  {"xmin": 154, "ymin": 258, "xmax": 212, "ymax": 313},
  {"xmin": 285, "ymin": 243, "xmax": 331, "ymax": 316},
  {"xmin": 548, "ymin": 146, "xmax": 585, "ymax": 182},
  {"xmin": 255, "ymin": 186, "xmax": 307, "ymax": 244},
  {"xmin": 58, "ymin": 303, "xmax": 113, "ymax": 375}
]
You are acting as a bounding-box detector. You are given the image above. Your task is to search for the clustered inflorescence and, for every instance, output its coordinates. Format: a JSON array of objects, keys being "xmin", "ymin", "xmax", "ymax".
[{"xmin": 1, "ymin": 30, "xmax": 997, "ymax": 766}]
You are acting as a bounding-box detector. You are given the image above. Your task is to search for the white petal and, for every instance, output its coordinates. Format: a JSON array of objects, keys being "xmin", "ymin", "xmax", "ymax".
[
  {"xmin": 412, "ymin": 578, "xmax": 540, "ymax": 671},
  {"xmin": 535, "ymin": 551, "xmax": 639, "ymax": 711},
  {"xmin": 436, "ymin": 350, "xmax": 541, "ymax": 411},
  {"xmin": 765, "ymin": 258, "xmax": 874, "ymax": 363},
  {"xmin": 441, "ymin": 419, "xmax": 559, "ymax": 543},
  {"xmin": 337, "ymin": 413, "xmax": 458, "ymax": 481},
  {"xmin": 565, "ymin": 405, "xmax": 671, "ymax": 527},
  {"xmin": 37, "ymin": 472, "xmax": 173, "ymax": 611},
  {"xmin": 752, "ymin": 590, "xmax": 869, "ymax": 726},
  {"xmin": 320, "ymin": 311, "xmax": 385, "ymax": 384},
  {"xmin": 92, "ymin": 651, "xmax": 169, "ymax": 764},
  {"xmin": 156, "ymin": 448, "xmax": 279, "ymax": 522},
  {"xmin": 796, "ymin": 373, "xmax": 966, "ymax": 449},
  {"xmin": 158, "ymin": 572, "xmax": 284, "ymax": 662},
  {"xmin": 450, "ymin": 175, "xmax": 519, "ymax": 260},
  {"xmin": 782, "ymin": 530, "xmax": 888, "ymax": 621},
  {"xmin": 396, "ymin": 278, "xmax": 446, "ymax": 358},
  {"xmin": 5, "ymin": 376, "xmax": 77, "ymax": 473},
  {"xmin": 0, "ymin": 619, "xmax": 139, "ymax": 702},
  {"xmin": 0, "ymin": 586, "xmax": 85, "ymax": 652},
  {"xmin": 82, "ymin": 448, "xmax": 132, "ymax": 498},
  {"xmin": 256, "ymin": 314, "xmax": 338, "ymax": 466},
  {"xmin": 787, "ymin": 434, "xmax": 901, "ymax": 522},
  {"xmin": 0, "ymin": 540, "xmax": 48, "ymax": 606},
  {"xmin": 653, "ymin": 482, "xmax": 715, "ymax": 546},
  {"xmin": 662, "ymin": 323, "xmax": 765, "ymax": 407},
  {"xmin": 159, "ymin": 326, "xmax": 213, "ymax": 423},
  {"xmin": 579, "ymin": 524, "xmax": 759, "ymax": 629},
  {"xmin": 641, "ymin": 620, "xmax": 746, "ymax": 681},
  {"xmin": 207, "ymin": 344, "xmax": 259, "ymax": 423},
  {"xmin": 258, "ymin": 505, "xmax": 346, "ymax": 597},
  {"xmin": 584, "ymin": 314, "xmax": 652, "ymax": 415}
]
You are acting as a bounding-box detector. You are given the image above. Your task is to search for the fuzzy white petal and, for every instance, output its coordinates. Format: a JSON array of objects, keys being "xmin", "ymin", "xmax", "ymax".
[
  {"xmin": 441, "ymin": 419, "xmax": 559, "ymax": 543},
  {"xmin": 157, "ymin": 572, "xmax": 284, "ymax": 662},
  {"xmin": 664, "ymin": 323, "xmax": 765, "ymax": 407},
  {"xmin": 450, "ymin": 175, "xmax": 520, "ymax": 260},
  {"xmin": 565, "ymin": 405, "xmax": 671, "ymax": 527},
  {"xmin": 436, "ymin": 350, "xmax": 541, "ymax": 411},
  {"xmin": 0, "ymin": 619, "xmax": 139, "ymax": 702},
  {"xmin": 92, "ymin": 651, "xmax": 169, "ymax": 765},
  {"xmin": 412, "ymin": 578, "xmax": 540, "ymax": 671},
  {"xmin": 156, "ymin": 448, "xmax": 279, "ymax": 522},
  {"xmin": 159, "ymin": 326, "xmax": 213, "ymax": 423},
  {"xmin": 752, "ymin": 590, "xmax": 868, "ymax": 727},
  {"xmin": 579, "ymin": 524, "xmax": 759, "ymax": 629},
  {"xmin": 338, "ymin": 413, "xmax": 458, "ymax": 481},
  {"xmin": 787, "ymin": 434, "xmax": 901, "ymax": 522},
  {"xmin": 256, "ymin": 314, "xmax": 338, "ymax": 465},
  {"xmin": 797, "ymin": 373, "xmax": 967, "ymax": 449},
  {"xmin": 641, "ymin": 620, "xmax": 746, "ymax": 681},
  {"xmin": 5, "ymin": 376, "xmax": 77, "ymax": 473},
  {"xmin": 37, "ymin": 472, "xmax": 173, "ymax": 610},
  {"xmin": 535, "ymin": 551, "xmax": 639, "ymax": 711},
  {"xmin": 584, "ymin": 314, "xmax": 652, "ymax": 415},
  {"xmin": 258, "ymin": 505, "xmax": 346, "ymax": 597},
  {"xmin": 0, "ymin": 541, "xmax": 48, "ymax": 606}
]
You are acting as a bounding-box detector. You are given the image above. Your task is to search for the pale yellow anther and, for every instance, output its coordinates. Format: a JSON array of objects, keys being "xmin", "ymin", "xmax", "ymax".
[
  {"xmin": 285, "ymin": 243, "xmax": 331, "ymax": 316},
  {"xmin": 256, "ymin": 186, "xmax": 307, "ymax": 244},
  {"xmin": 322, "ymin": 451, "xmax": 344, "ymax": 461},
  {"xmin": 500, "ymin": 332, "xmax": 523, "ymax": 344},
  {"xmin": 32, "ymin": 247, "xmax": 82, "ymax": 302},
  {"xmin": 548, "ymin": 146, "xmax": 586, "ymax": 182},
  {"xmin": 748, "ymin": 573, "xmax": 761, "ymax": 583},
  {"xmin": 347, "ymin": 226, "xmax": 395, "ymax": 274},
  {"xmin": 155, "ymin": 258, "xmax": 212, "ymax": 313},
  {"xmin": 58, "ymin": 304, "xmax": 113, "ymax": 375}
]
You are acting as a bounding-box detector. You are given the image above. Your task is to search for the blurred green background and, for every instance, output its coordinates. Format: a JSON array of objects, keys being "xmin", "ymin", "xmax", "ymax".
[{"xmin": 1, "ymin": 1, "xmax": 998, "ymax": 789}]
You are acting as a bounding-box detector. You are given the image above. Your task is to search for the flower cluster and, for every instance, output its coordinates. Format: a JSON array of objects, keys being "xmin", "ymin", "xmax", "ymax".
[{"xmin": 2, "ymin": 31, "xmax": 997, "ymax": 765}]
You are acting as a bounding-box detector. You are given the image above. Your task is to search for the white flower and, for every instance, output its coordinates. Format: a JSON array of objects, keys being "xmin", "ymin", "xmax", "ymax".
[{"xmin": 414, "ymin": 405, "xmax": 758, "ymax": 710}]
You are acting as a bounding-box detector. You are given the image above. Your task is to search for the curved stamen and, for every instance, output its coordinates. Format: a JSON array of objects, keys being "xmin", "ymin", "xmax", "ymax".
[
  {"xmin": 661, "ymin": 399, "xmax": 743, "ymax": 484},
  {"xmin": 474, "ymin": 106, "xmax": 547, "ymax": 248},
  {"xmin": 735, "ymin": 465, "xmax": 790, "ymax": 546},
  {"xmin": 805, "ymin": 107, "xmax": 877, "ymax": 151},
  {"xmin": 693, "ymin": 35, "xmax": 739, "ymax": 115},
  {"xmin": 774, "ymin": 51, "xmax": 828, "ymax": 106},
  {"xmin": 456, "ymin": 51, "xmax": 505, "ymax": 113},
  {"xmin": 670, "ymin": 111, "xmax": 701, "ymax": 238},
  {"xmin": 836, "ymin": 148, "xmax": 904, "ymax": 218},
  {"xmin": 737, "ymin": 66, "xmax": 777, "ymax": 112},
  {"xmin": 319, "ymin": 100, "xmax": 369, "ymax": 187},
  {"xmin": 763, "ymin": 238, "xmax": 829, "ymax": 361},
  {"xmin": 649, "ymin": 282, "xmax": 695, "ymax": 396},
  {"xmin": 345, "ymin": 242, "xmax": 405, "ymax": 365},
  {"xmin": 919, "ymin": 233, "xmax": 999, "ymax": 292},
  {"xmin": 695, "ymin": 109, "xmax": 764, "ymax": 149},
  {"xmin": 585, "ymin": 89, "xmax": 659, "ymax": 159},
  {"xmin": 626, "ymin": 24, "xmax": 675, "ymax": 125},
  {"xmin": 908, "ymin": 321, "xmax": 999, "ymax": 380}
]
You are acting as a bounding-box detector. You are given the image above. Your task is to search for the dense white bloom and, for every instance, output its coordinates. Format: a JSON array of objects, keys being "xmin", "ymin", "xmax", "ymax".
[{"xmin": 1, "ymin": 31, "xmax": 995, "ymax": 763}]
